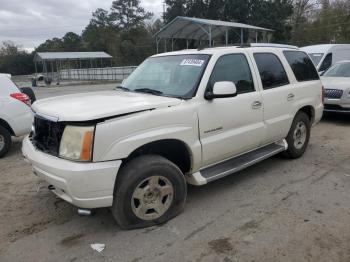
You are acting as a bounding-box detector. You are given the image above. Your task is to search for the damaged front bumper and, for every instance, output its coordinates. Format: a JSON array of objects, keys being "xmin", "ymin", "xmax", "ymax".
[{"xmin": 22, "ymin": 136, "xmax": 122, "ymax": 209}]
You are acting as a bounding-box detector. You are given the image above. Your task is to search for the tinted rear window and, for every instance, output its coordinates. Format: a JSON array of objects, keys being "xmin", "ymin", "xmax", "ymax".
[
  {"xmin": 254, "ymin": 53, "xmax": 289, "ymax": 89},
  {"xmin": 283, "ymin": 51, "xmax": 319, "ymax": 82}
]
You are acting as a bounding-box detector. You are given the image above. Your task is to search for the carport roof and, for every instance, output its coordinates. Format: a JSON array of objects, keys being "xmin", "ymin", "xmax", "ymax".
[
  {"xmin": 34, "ymin": 52, "xmax": 112, "ymax": 62},
  {"xmin": 155, "ymin": 16, "xmax": 273, "ymax": 40}
]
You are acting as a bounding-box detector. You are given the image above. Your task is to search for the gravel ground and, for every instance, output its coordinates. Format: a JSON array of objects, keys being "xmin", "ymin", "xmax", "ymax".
[{"xmin": 0, "ymin": 84, "xmax": 349, "ymax": 262}]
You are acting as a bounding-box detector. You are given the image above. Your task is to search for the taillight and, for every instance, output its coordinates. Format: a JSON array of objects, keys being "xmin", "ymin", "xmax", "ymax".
[
  {"xmin": 10, "ymin": 93, "xmax": 31, "ymax": 106},
  {"xmin": 322, "ymin": 86, "xmax": 325, "ymax": 104}
]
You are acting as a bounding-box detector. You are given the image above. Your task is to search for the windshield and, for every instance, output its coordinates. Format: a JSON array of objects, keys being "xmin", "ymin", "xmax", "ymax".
[
  {"xmin": 323, "ymin": 62, "xmax": 350, "ymax": 77},
  {"xmin": 120, "ymin": 54, "xmax": 210, "ymax": 98},
  {"xmin": 308, "ymin": 53, "xmax": 324, "ymax": 66}
]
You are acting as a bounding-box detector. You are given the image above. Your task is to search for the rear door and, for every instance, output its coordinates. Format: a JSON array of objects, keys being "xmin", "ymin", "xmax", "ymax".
[
  {"xmin": 198, "ymin": 53, "xmax": 264, "ymax": 167},
  {"xmin": 249, "ymin": 51, "xmax": 295, "ymax": 144}
]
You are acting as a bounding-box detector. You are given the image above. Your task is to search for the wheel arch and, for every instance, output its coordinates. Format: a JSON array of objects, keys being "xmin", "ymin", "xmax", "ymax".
[
  {"xmin": 121, "ymin": 139, "xmax": 193, "ymax": 175},
  {"xmin": 0, "ymin": 118, "xmax": 15, "ymax": 136},
  {"xmin": 297, "ymin": 105, "xmax": 315, "ymax": 124}
]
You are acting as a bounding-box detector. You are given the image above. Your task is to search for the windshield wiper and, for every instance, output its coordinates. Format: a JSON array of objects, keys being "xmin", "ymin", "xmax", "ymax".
[
  {"xmin": 115, "ymin": 85, "xmax": 130, "ymax": 92},
  {"xmin": 134, "ymin": 88, "xmax": 163, "ymax": 95}
]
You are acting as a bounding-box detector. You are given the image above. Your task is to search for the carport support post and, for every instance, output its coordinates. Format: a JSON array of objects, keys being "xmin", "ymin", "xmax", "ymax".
[
  {"xmin": 240, "ymin": 28, "xmax": 243, "ymax": 45},
  {"xmin": 171, "ymin": 38, "xmax": 174, "ymax": 51},
  {"xmin": 225, "ymin": 29, "xmax": 228, "ymax": 46},
  {"xmin": 255, "ymin": 31, "xmax": 258, "ymax": 43},
  {"xmin": 208, "ymin": 26, "xmax": 212, "ymax": 47},
  {"xmin": 186, "ymin": 39, "xmax": 189, "ymax": 49},
  {"xmin": 156, "ymin": 37, "xmax": 160, "ymax": 54},
  {"xmin": 34, "ymin": 61, "xmax": 38, "ymax": 78}
]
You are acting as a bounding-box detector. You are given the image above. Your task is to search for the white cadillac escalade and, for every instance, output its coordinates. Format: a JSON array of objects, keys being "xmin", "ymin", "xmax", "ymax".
[{"xmin": 23, "ymin": 45, "xmax": 323, "ymax": 229}]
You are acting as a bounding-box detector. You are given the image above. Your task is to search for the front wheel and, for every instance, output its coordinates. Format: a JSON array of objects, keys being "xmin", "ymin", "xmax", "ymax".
[
  {"xmin": 284, "ymin": 112, "xmax": 311, "ymax": 159},
  {"xmin": 111, "ymin": 155, "xmax": 187, "ymax": 229}
]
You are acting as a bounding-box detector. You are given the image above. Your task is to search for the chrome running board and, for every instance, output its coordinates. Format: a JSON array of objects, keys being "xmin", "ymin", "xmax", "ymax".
[{"xmin": 187, "ymin": 140, "xmax": 287, "ymax": 186}]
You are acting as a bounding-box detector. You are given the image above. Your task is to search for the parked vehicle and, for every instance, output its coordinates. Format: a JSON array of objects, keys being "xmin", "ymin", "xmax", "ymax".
[
  {"xmin": 321, "ymin": 60, "xmax": 350, "ymax": 113},
  {"xmin": 301, "ymin": 44, "xmax": 350, "ymax": 73},
  {"xmin": 0, "ymin": 74, "xmax": 33, "ymax": 158},
  {"xmin": 22, "ymin": 45, "xmax": 323, "ymax": 229}
]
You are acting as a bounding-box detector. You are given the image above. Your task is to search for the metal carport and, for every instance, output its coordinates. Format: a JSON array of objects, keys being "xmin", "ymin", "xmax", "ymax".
[
  {"xmin": 154, "ymin": 16, "xmax": 273, "ymax": 52},
  {"xmin": 33, "ymin": 52, "xmax": 112, "ymax": 85}
]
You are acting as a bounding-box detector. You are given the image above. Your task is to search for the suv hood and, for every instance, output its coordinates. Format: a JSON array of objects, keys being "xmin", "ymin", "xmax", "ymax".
[
  {"xmin": 32, "ymin": 90, "xmax": 182, "ymax": 122},
  {"xmin": 321, "ymin": 77, "xmax": 350, "ymax": 91}
]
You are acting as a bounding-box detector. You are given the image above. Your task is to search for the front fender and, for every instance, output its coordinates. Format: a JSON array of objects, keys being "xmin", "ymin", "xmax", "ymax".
[{"xmin": 93, "ymin": 104, "xmax": 202, "ymax": 170}]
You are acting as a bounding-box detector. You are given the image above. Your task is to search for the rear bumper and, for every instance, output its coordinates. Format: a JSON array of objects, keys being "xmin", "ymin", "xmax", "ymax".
[
  {"xmin": 324, "ymin": 104, "xmax": 350, "ymax": 113},
  {"xmin": 314, "ymin": 103, "xmax": 324, "ymax": 124},
  {"xmin": 324, "ymin": 96, "xmax": 350, "ymax": 113},
  {"xmin": 22, "ymin": 136, "xmax": 122, "ymax": 208}
]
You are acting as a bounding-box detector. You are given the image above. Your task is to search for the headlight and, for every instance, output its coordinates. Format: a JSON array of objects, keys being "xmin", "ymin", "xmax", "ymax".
[{"xmin": 59, "ymin": 125, "xmax": 95, "ymax": 162}]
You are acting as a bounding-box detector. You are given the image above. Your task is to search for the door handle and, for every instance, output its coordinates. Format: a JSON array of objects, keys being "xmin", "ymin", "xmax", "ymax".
[
  {"xmin": 252, "ymin": 101, "xmax": 262, "ymax": 109},
  {"xmin": 287, "ymin": 93, "xmax": 295, "ymax": 101}
]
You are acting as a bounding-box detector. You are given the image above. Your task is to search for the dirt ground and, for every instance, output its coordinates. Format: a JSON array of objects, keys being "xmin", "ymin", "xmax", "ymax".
[{"xmin": 0, "ymin": 83, "xmax": 350, "ymax": 262}]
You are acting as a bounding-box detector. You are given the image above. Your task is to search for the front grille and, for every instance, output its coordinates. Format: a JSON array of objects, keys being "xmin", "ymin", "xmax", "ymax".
[
  {"xmin": 324, "ymin": 89, "xmax": 343, "ymax": 99},
  {"xmin": 31, "ymin": 116, "xmax": 66, "ymax": 156}
]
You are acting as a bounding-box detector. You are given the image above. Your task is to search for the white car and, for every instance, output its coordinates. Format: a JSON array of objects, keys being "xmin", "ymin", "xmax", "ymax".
[
  {"xmin": 301, "ymin": 44, "xmax": 350, "ymax": 73},
  {"xmin": 0, "ymin": 74, "xmax": 33, "ymax": 157},
  {"xmin": 22, "ymin": 46, "xmax": 323, "ymax": 229},
  {"xmin": 321, "ymin": 61, "xmax": 350, "ymax": 113}
]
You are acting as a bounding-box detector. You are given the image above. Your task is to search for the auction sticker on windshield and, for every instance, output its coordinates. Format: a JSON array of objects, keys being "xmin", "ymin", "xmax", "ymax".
[{"xmin": 180, "ymin": 59, "xmax": 205, "ymax": 67}]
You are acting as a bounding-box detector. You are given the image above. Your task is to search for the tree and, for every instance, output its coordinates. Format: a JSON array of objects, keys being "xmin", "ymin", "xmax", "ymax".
[
  {"xmin": 0, "ymin": 41, "xmax": 34, "ymax": 75},
  {"xmin": 110, "ymin": 0, "xmax": 153, "ymax": 30},
  {"xmin": 61, "ymin": 32, "xmax": 84, "ymax": 51},
  {"xmin": 164, "ymin": 0, "xmax": 293, "ymax": 43},
  {"xmin": 36, "ymin": 38, "xmax": 63, "ymax": 52}
]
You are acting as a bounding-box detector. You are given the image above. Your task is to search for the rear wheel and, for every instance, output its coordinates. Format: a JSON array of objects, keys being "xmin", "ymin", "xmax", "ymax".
[
  {"xmin": 111, "ymin": 155, "xmax": 187, "ymax": 229},
  {"xmin": 284, "ymin": 112, "xmax": 311, "ymax": 159},
  {"xmin": 0, "ymin": 126, "xmax": 12, "ymax": 158}
]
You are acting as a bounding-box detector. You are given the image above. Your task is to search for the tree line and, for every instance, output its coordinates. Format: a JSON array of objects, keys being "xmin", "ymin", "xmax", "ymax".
[{"xmin": 1, "ymin": 0, "xmax": 350, "ymax": 75}]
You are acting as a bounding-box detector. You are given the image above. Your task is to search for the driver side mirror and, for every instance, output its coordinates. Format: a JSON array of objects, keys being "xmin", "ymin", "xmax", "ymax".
[{"xmin": 205, "ymin": 81, "xmax": 237, "ymax": 100}]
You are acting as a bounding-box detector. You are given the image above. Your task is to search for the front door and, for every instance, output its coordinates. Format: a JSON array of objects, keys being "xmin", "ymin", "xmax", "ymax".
[{"xmin": 198, "ymin": 53, "xmax": 264, "ymax": 167}]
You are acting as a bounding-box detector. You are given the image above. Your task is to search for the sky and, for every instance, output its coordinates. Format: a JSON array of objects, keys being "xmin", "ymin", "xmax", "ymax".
[{"xmin": 0, "ymin": 0, "xmax": 163, "ymax": 51}]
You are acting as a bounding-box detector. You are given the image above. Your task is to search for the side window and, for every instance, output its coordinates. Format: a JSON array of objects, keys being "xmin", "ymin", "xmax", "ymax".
[
  {"xmin": 254, "ymin": 53, "xmax": 289, "ymax": 89},
  {"xmin": 319, "ymin": 53, "xmax": 332, "ymax": 72},
  {"xmin": 283, "ymin": 51, "xmax": 320, "ymax": 82},
  {"xmin": 209, "ymin": 54, "xmax": 255, "ymax": 94}
]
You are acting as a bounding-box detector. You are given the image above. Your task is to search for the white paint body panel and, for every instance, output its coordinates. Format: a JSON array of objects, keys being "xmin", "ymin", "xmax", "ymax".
[
  {"xmin": 301, "ymin": 44, "xmax": 350, "ymax": 70},
  {"xmin": 22, "ymin": 136, "xmax": 121, "ymax": 208},
  {"xmin": 23, "ymin": 46, "xmax": 323, "ymax": 208},
  {"xmin": 0, "ymin": 75, "xmax": 32, "ymax": 136}
]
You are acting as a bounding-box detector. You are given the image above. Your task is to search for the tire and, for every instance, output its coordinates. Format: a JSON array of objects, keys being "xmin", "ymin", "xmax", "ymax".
[
  {"xmin": 20, "ymin": 87, "xmax": 36, "ymax": 104},
  {"xmin": 0, "ymin": 125, "xmax": 12, "ymax": 158},
  {"xmin": 283, "ymin": 112, "xmax": 311, "ymax": 159},
  {"xmin": 111, "ymin": 155, "xmax": 187, "ymax": 230}
]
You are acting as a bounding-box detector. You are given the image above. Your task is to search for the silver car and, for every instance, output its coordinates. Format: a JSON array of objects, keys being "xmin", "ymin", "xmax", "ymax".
[{"xmin": 321, "ymin": 61, "xmax": 350, "ymax": 113}]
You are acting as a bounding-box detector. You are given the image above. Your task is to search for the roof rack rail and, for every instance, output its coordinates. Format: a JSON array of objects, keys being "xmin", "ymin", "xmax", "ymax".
[
  {"xmin": 197, "ymin": 43, "xmax": 298, "ymax": 51},
  {"xmin": 197, "ymin": 43, "xmax": 249, "ymax": 51},
  {"xmin": 250, "ymin": 43, "xmax": 299, "ymax": 49}
]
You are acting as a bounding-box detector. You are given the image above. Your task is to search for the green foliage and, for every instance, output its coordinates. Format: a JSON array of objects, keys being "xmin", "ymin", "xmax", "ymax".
[
  {"xmin": 37, "ymin": 0, "xmax": 155, "ymax": 67},
  {"xmin": 4, "ymin": 0, "xmax": 350, "ymax": 75},
  {"xmin": 164, "ymin": 0, "xmax": 293, "ymax": 43},
  {"xmin": 290, "ymin": 0, "xmax": 350, "ymax": 46},
  {"xmin": 0, "ymin": 41, "xmax": 34, "ymax": 75},
  {"xmin": 110, "ymin": 0, "xmax": 152, "ymax": 29}
]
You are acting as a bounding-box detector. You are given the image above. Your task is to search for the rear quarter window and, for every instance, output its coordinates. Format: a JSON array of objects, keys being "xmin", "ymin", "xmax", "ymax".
[
  {"xmin": 283, "ymin": 51, "xmax": 320, "ymax": 82},
  {"xmin": 253, "ymin": 53, "xmax": 289, "ymax": 90}
]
